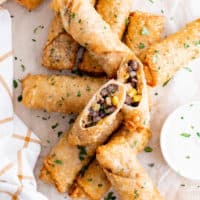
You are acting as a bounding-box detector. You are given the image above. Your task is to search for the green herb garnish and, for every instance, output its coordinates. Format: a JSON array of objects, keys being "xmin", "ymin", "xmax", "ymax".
[
  {"xmin": 196, "ymin": 132, "xmax": 200, "ymax": 138},
  {"xmin": 51, "ymin": 122, "xmax": 59, "ymax": 129},
  {"xmin": 57, "ymin": 131, "xmax": 63, "ymax": 137},
  {"xmin": 162, "ymin": 78, "xmax": 171, "ymax": 87},
  {"xmin": 184, "ymin": 43, "xmax": 190, "ymax": 48},
  {"xmin": 104, "ymin": 192, "xmax": 116, "ymax": 200},
  {"xmin": 54, "ymin": 159, "xmax": 63, "ymax": 165},
  {"xmin": 33, "ymin": 25, "xmax": 44, "ymax": 34},
  {"xmin": 13, "ymin": 80, "xmax": 18, "ymax": 88},
  {"xmin": 180, "ymin": 133, "xmax": 191, "ymax": 138},
  {"xmin": 134, "ymin": 189, "xmax": 139, "ymax": 199},
  {"xmin": 139, "ymin": 43, "xmax": 145, "ymax": 49},
  {"xmin": 78, "ymin": 146, "xmax": 87, "ymax": 161},
  {"xmin": 17, "ymin": 95, "xmax": 23, "ymax": 102},
  {"xmin": 184, "ymin": 67, "xmax": 192, "ymax": 72},
  {"xmin": 144, "ymin": 146, "xmax": 153, "ymax": 153},
  {"xmin": 148, "ymin": 163, "xmax": 155, "ymax": 167},
  {"xmin": 125, "ymin": 17, "xmax": 129, "ymax": 26},
  {"xmin": 21, "ymin": 64, "xmax": 25, "ymax": 72}
]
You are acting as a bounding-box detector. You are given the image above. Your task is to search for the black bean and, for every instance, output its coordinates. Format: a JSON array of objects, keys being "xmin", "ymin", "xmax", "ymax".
[
  {"xmin": 105, "ymin": 106, "xmax": 116, "ymax": 114},
  {"xmin": 125, "ymin": 95, "xmax": 132, "ymax": 105},
  {"xmin": 127, "ymin": 60, "xmax": 138, "ymax": 71},
  {"xmin": 107, "ymin": 84, "xmax": 118, "ymax": 94},
  {"xmin": 100, "ymin": 88, "xmax": 109, "ymax": 97}
]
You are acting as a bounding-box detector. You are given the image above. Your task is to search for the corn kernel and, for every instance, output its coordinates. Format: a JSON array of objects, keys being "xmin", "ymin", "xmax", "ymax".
[
  {"xmin": 92, "ymin": 103, "xmax": 100, "ymax": 111},
  {"xmin": 128, "ymin": 88, "xmax": 137, "ymax": 97},
  {"xmin": 111, "ymin": 96, "xmax": 119, "ymax": 106},
  {"xmin": 133, "ymin": 95, "xmax": 142, "ymax": 102}
]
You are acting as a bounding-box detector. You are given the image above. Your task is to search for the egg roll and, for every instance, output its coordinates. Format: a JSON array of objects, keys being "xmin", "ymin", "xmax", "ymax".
[
  {"xmin": 70, "ymin": 127, "xmax": 151, "ymax": 200},
  {"xmin": 79, "ymin": 0, "xmax": 132, "ymax": 75},
  {"xmin": 53, "ymin": 0, "xmax": 131, "ymax": 77},
  {"xmin": 97, "ymin": 135, "xmax": 163, "ymax": 200},
  {"xmin": 22, "ymin": 74, "xmax": 106, "ymax": 113},
  {"xmin": 68, "ymin": 80, "xmax": 126, "ymax": 145},
  {"xmin": 15, "ymin": 0, "xmax": 43, "ymax": 10},
  {"xmin": 41, "ymin": 14, "xmax": 79, "ymax": 70},
  {"xmin": 126, "ymin": 11, "xmax": 165, "ymax": 58},
  {"xmin": 142, "ymin": 18, "xmax": 200, "ymax": 86},
  {"xmin": 117, "ymin": 54, "xmax": 150, "ymax": 129}
]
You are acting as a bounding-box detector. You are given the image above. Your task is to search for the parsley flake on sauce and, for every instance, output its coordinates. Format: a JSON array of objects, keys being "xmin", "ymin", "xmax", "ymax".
[{"xmin": 180, "ymin": 133, "xmax": 191, "ymax": 138}]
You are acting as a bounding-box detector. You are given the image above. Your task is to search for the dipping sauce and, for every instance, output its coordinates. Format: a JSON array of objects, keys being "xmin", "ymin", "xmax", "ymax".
[{"xmin": 161, "ymin": 102, "xmax": 200, "ymax": 180}]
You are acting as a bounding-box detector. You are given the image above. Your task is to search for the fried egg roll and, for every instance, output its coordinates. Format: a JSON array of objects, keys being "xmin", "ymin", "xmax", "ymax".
[
  {"xmin": 53, "ymin": 0, "xmax": 131, "ymax": 77},
  {"xmin": 41, "ymin": 112, "xmax": 122, "ymax": 193},
  {"xmin": 117, "ymin": 54, "xmax": 150, "ymax": 129},
  {"xmin": 142, "ymin": 18, "xmax": 200, "ymax": 86},
  {"xmin": 15, "ymin": 0, "xmax": 43, "ymax": 10},
  {"xmin": 41, "ymin": 14, "xmax": 79, "ymax": 70},
  {"xmin": 97, "ymin": 135, "xmax": 163, "ymax": 200},
  {"xmin": 68, "ymin": 80, "xmax": 126, "ymax": 145},
  {"xmin": 126, "ymin": 11, "xmax": 165, "ymax": 58},
  {"xmin": 70, "ymin": 127, "xmax": 151, "ymax": 200},
  {"xmin": 22, "ymin": 74, "xmax": 106, "ymax": 113},
  {"xmin": 79, "ymin": 0, "xmax": 132, "ymax": 75}
]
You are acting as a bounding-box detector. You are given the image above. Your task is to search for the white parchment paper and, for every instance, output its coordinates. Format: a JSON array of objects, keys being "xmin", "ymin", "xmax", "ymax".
[{"xmin": 3, "ymin": 0, "xmax": 200, "ymax": 199}]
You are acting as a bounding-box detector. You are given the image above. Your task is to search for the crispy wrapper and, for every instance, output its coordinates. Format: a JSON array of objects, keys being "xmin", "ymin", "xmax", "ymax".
[
  {"xmin": 117, "ymin": 54, "xmax": 150, "ymax": 129},
  {"xmin": 41, "ymin": 113, "xmax": 122, "ymax": 193},
  {"xmin": 142, "ymin": 18, "xmax": 200, "ymax": 86},
  {"xmin": 41, "ymin": 14, "xmax": 79, "ymax": 70},
  {"xmin": 70, "ymin": 127, "xmax": 151, "ymax": 200},
  {"xmin": 79, "ymin": 0, "xmax": 132, "ymax": 75},
  {"xmin": 15, "ymin": 0, "xmax": 43, "ymax": 10},
  {"xmin": 53, "ymin": 0, "xmax": 131, "ymax": 77},
  {"xmin": 126, "ymin": 11, "xmax": 165, "ymax": 58},
  {"xmin": 68, "ymin": 80, "xmax": 126, "ymax": 145},
  {"xmin": 22, "ymin": 74, "xmax": 106, "ymax": 113},
  {"xmin": 97, "ymin": 135, "xmax": 163, "ymax": 200}
]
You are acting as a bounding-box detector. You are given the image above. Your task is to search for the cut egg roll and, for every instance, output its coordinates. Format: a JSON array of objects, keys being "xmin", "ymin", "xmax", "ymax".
[
  {"xmin": 126, "ymin": 11, "xmax": 165, "ymax": 58},
  {"xmin": 22, "ymin": 74, "xmax": 106, "ymax": 113},
  {"xmin": 41, "ymin": 14, "xmax": 79, "ymax": 70},
  {"xmin": 68, "ymin": 80, "xmax": 126, "ymax": 145},
  {"xmin": 70, "ymin": 127, "xmax": 151, "ymax": 200},
  {"xmin": 53, "ymin": 0, "xmax": 131, "ymax": 77},
  {"xmin": 79, "ymin": 0, "xmax": 132, "ymax": 75},
  {"xmin": 97, "ymin": 135, "xmax": 163, "ymax": 200},
  {"xmin": 117, "ymin": 54, "xmax": 150, "ymax": 129},
  {"xmin": 142, "ymin": 18, "xmax": 200, "ymax": 86},
  {"xmin": 15, "ymin": 0, "xmax": 43, "ymax": 10}
]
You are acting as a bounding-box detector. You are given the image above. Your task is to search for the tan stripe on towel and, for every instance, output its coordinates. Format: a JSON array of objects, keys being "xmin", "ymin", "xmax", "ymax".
[
  {"xmin": 0, "ymin": 163, "xmax": 13, "ymax": 176},
  {"xmin": 0, "ymin": 51, "xmax": 12, "ymax": 63},
  {"xmin": 0, "ymin": 74, "xmax": 12, "ymax": 100},
  {"xmin": 0, "ymin": 117, "xmax": 13, "ymax": 125}
]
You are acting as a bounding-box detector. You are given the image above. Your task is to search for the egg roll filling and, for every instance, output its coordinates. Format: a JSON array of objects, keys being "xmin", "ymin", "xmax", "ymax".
[
  {"xmin": 124, "ymin": 60, "xmax": 142, "ymax": 107},
  {"xmin": 84, "ymin": 84, "xmax": 119, "ymax": 128}
]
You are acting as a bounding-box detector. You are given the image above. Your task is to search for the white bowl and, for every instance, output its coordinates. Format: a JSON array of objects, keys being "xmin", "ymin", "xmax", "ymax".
[{"xmin": 160, "ymin": 101, "xmax": 200, "ymax": 180}]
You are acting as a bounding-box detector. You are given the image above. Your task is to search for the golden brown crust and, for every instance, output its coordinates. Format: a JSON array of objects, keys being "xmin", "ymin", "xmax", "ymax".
[
  {"xmin": 41, "ymin": 15, "xmax": 79, "ymax": 70},
  {"xmin": 54, "ymin": 0, "xmax": 131, "ymax": 77},
  {"xmin": 97, "ymin": 136, "xmax": 163, "ymax": 200},
  {"xmin": 142, "ymin": 18, "xmax": 200, "ymax": 86},
  {"xmin": 79, "ymin": 0, "xmax": 132, "ymax": 75},
  {"xmin": 68, "ymin": 80, "xmax": 126, "ymax": 145},
  {"xmin": 126, "ymin": 11, "xmax": 165, "ymax": 57},
  {"xmin": 39, "ymin": 166, "xmax": 54, "ymax": 185},
  {"xmin": 70, "ymin": 160, "xmax": 111, "ymax": 200},
  {"xmin": 22, "ymin": 74, "xmax": 106, "ymax": 113},
  {"xmin": 15, "ymin": 0, "xmax": 43, "ymax": 10}
]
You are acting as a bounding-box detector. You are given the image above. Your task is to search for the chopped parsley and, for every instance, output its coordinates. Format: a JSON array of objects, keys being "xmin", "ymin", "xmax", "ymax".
[
  {"xmin": 32, "ymin": 39, "xmax": 36, "ymax": 42},
  {"xmin": 33, "ymin": 25, "xmax": 44, "ymax": 34},
  {"xmin": 77, "ymin": 91, "xmax": 81, "ymax": 97},
  {"xmin": 13, "ymin": 80, "xmax": 18, "ymax": 88},
  {"xmin": 196, "ymin": 132, "xmax": 200, "ymax": 138},
  {"xmin": 180, "ymin": 133, "xmax": 191, "ymax": 138},
  {"xmin": 152, "ymin": 50, "xmax": 159, "ymax": 63},
  {"xmin": 148, "ymin": 0, "xmax": 154, "ymax": 3},
  {"xmin": 194, "ymin": 40, "xmax": 200, "ymax": 45},
  {"xmin": 184, "ymin": 67, "xmax": 192, "ymax": 72},
  {"xmin": 162, "ymin": 78, "xmax": 171, "ymax": 87},
  {"xmin": 125, "ymin": 17, "xmax": 129, "ymax": 26},
  {"xmin": 77, "ymin": 146, "xmax": 87, "ymax": 161},
  {"xmin": 134, "ymin": 189, "xmax": 139, "ymax": 199},
  {"xmin": 185, "ymin": 155, "xmax": 190, "ymax": 159},
  {"xmin": 180, "ymin": 116, "xmax": 184, "ymax": 120},
  {"xmin": 57, "ymin": 131, "xmax": 63, "ymax": 137},
  {"xmin": 51, "ymin": 122, "xmax": 59, "ymax": 129},
  {"xmin": 154, "ymin": 92, "xmax": 158, "ymax": 96},
  {"xmin": 144, "ymin": 146, "xmax": 153, "ymax": 153},
  {"xmin": 104, "ymin": 192, "xmax": 116, "ymax": 200},
  {"xmin": 148, "ymin": 163, "xmax": 155, "ymax": 167},
  {"xmin": 54, "ymin": 159, "xmax": 63, "ymax": 165},
  {"xmin": 14, "ymin": 56, "xmax": 17, "ymax": 60},
  {"xmin": 141, "ymin": 27, "xmax": 149, "ymax": 35},
  {"xmin": 69, "ymin": 118, "xmax": 75, "ymax": 124},
  {"xmin": 17, "ymin": 95, "xmax": 23, "ymax": 102},
  {"xmin": 98, "ymin": 183, "xmax": 103, "ymax": 187},
  {"xmin": 87, "ymin": 178, "xmax": 93, "ymax": 182},
  {"xmin": 21, "ymin": 64, "xmax": 25, "ymax": 72},
  {"xmin": 70, "ymin": 12, "xmax": 76, "ymax": 19},
  {"xmin": 139, "ymin": 43, "xmax": 145, "ymax": 49},
  {"xmin": 86, "ymin": 86, "xmax": 91, "ymax": 92},
  {"xmin": 184, "ymin": 43, "xmax": 190, "ymax": 48}
]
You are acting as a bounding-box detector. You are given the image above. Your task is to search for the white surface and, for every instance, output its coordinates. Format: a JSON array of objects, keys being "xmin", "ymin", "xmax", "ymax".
[
  {"xmin": 2, "ymin": 0, "xmax": 200, "ymax": 199},
  {"xmin": 161, "ymin": 102, "xmax": 200, "ymax": 181}
]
